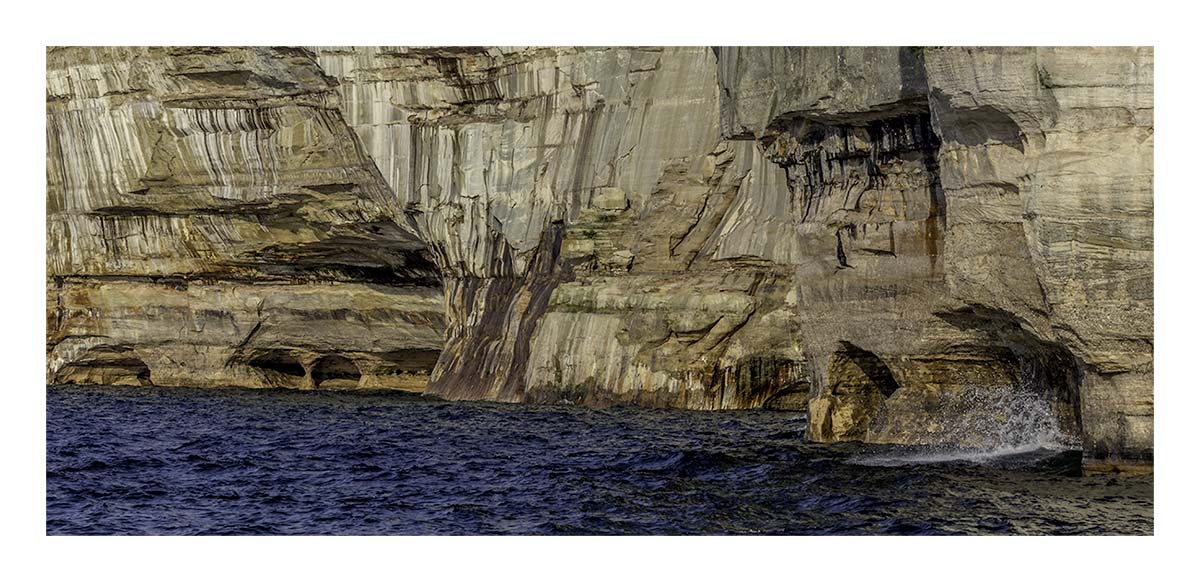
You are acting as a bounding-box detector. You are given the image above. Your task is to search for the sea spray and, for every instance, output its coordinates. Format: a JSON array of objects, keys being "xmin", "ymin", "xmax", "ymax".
[{"xmin": 853, "ymin": 382, "xmax": 1079, "ymax": 467}]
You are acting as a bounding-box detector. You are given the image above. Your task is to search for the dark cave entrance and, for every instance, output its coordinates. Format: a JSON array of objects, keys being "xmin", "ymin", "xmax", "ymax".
[
  {"xmin": 247, "ymin": 350, "xmax": 307, "ymax": 387},
  {"xmin": 311, "ymin": 355, "xmax": 362, "ymax": 389},
  {"xmin": 56, "ymin": 349, "xmax": 153, "ymax": 387},
  {"xmin": 111, "ymin": 357, "xmax": 152, "ymax": 386},
  {"xmin": 1012, "ymin": 341, "xmax": 1084, "ymax": 441}
]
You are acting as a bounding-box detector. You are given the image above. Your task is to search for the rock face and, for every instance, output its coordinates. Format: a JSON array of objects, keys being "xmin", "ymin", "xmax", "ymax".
[
  {"xmin": 46, "ymin": 47, "xmax": 445, "ymax": 391},
  {"xmin": 46, "ymin": 46, "xmax": 1153, "ymax": 470}
]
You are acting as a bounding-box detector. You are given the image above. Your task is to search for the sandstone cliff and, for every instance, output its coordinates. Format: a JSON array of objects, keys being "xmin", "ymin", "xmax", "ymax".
[
  {"xmin": 46, "ymin": 47, "xmax": 444, "ymax": 391},
  {"xmin": 46, "ymin": 46, "xmax": 1153, "ymax": 470}
]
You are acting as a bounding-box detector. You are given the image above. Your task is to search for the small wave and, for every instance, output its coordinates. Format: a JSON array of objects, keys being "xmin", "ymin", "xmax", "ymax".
[
  {"xmin": 850, "ymin": 442, "xmax": 1068, "ymax": 467},
  {"xmin": 617, "ymin": 449, "xmax": 745, "ymax": 478}
]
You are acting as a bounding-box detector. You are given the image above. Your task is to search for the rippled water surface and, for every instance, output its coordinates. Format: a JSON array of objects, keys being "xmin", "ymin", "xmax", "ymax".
[{"xmin": 46, "ymin": 385, "xmax": 1153, "ymax": 535}]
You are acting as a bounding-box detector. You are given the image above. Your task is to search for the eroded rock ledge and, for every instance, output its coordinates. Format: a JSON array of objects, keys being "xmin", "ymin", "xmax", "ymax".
[{"xmin": 46, "ymin": 46, "xmax": 1153, "ymax": 471}]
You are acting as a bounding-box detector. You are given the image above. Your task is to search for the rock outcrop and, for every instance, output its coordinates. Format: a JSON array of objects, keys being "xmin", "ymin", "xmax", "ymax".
[
  {"xmin": 717, "ymin": 47, "xmax": 1152, "ymax": 469},
  {"xmin": 46, "ymin": 46, "xmax": 1153, "ymax": 470},
  {"xmin": 46, "ymin": 47, "xmax": 445, "ymax": 391}
]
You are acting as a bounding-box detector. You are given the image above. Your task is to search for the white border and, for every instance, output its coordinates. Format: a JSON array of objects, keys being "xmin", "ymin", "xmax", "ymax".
[{"xmin": 5, "ymin": 1, "xmax": 1194, "ymax": 580}]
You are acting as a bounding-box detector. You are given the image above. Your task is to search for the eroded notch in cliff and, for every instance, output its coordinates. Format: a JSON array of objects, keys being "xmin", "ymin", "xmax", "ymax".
[
  {"xmin": 934, "ymin": 305, "xmax": 1084, "ymax": 442},
  {"xmin": 54, "ymin": 348, "xmax": 153, "ymax": 387},
  {"xmin": 247, "ymin": 350, "xmax": 307, "ymax": 388},
  {"xmin": 311, "ymin": 355, "xmax": 362, "ymax": 390}
]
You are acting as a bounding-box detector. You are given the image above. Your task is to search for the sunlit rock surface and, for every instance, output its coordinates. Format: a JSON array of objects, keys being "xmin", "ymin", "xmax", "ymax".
[
  {"xmin": 715, "ymin": 47, "xmax": 1151, "ymax": 469},
  {"xmin": 46, "ymin": 47, "xmax": 445, "ymax": 392},
  {"xmin": 46, "ymin": 46, "xmax": 1153, "ymax": 470}
]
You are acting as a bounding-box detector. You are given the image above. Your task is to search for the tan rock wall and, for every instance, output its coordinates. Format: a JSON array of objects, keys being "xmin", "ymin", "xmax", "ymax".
[
  {"xmin": 46, "ymin": 47, "xmax": 445, "ymax": 391},
  {"xmin": 715, "ymin": 46, "xmax": 1152, "ymax": 468},
  {"xmin": 46, "ymin": 46, "xmax": 1153, "ymax": 468}
]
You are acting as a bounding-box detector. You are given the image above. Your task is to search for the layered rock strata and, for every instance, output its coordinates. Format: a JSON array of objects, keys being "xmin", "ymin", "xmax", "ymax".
[
  {"xmin": 46, "ymin": 47, "xmax": 445, "ymax": 391},
  {"xmin": 716, "ymin": 47, "xmax": 1151, "ymax": 469},
  {"xmin": 307, "ymin": 47, "xmax": 811, "ymax": 408},
  {"xmin": 46, "ymin": 46, "xmax": 1153, "ymax": 470}
]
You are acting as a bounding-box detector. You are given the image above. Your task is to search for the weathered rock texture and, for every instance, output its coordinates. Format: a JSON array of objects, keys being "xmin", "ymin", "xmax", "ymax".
[
  {"xmin": 46, "ymin": 46, "xmax": 1153, "ymax": 470},
  {"xmin": 46, "ymin": 47, "xmax": 445, "ymax": 391}
]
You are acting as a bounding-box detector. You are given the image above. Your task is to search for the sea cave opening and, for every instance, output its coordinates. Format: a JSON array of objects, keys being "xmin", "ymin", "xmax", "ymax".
[{"xmin": 311, "ymin": 355, "xmax": 362, "ymax": 389}]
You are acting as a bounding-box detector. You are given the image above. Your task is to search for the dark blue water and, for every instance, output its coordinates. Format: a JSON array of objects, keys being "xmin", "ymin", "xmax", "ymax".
[{"xmin": 46, "ymin": 385, "xmax": 1153, "ymax": 535}]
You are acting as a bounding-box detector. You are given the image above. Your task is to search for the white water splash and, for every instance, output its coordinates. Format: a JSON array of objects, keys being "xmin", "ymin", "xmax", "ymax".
[{"xmin": 852, "ymin": 384, "xmax": 1079, "ymax": 467}]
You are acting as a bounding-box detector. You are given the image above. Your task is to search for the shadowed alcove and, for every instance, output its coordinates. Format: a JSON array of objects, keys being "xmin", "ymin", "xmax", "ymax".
[
  {"xmin": 823, "ymin": 341, "xmax": 900, "ymax": 439},
  {"xmin": 311, "ymin": 355, "xmax": 362, "ymax": 389}
]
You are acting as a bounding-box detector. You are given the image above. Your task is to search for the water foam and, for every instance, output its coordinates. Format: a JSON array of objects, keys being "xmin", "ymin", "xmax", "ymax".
[{"xmin": 851, "ymin": 383, "xmax": 1079, "ymax": 467}]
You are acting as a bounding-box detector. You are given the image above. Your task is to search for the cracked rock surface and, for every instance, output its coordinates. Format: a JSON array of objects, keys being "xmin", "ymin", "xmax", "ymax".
[{"xmin": 46, "ymin": 46, "xmax": 1153, "ymax": 470}]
